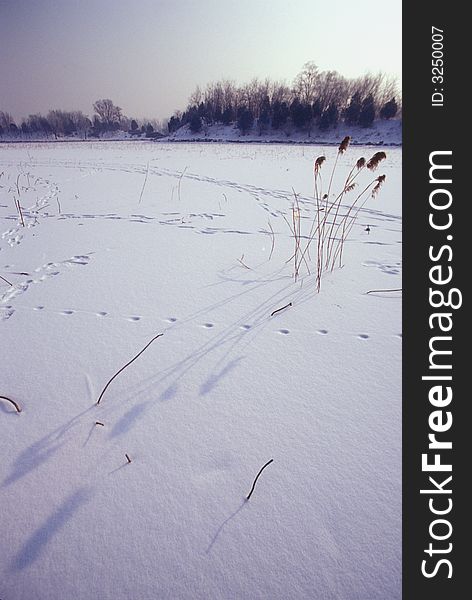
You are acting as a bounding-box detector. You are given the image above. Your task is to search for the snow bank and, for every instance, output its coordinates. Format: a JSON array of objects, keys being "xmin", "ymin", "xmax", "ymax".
[{"xmin": 164, "ymin": 119, "xmax": 402, "ymax": 146}]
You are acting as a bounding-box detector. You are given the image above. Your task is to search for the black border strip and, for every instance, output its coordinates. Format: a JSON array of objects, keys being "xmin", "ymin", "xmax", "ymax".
[{"xmin": 403, "ymin": 4, "xmax": 465, "ymax": 598}]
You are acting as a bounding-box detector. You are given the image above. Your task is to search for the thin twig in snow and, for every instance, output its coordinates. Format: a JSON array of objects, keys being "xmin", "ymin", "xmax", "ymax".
[
  {"xmin": 96, "ymin": 333, "xmax": 164, "ymax": 405},
  {"xmin": 0, "ymin": 275, "xmax": 13, "ymax": 286},
  {"xmin": 0, "ymin": 396, "xmax": 22, "ymax": 413},
  {"xmin": 270, "ymin": 302, "xmax": 292, "ymax": 317},
  {"xmin": 237, "ymin": 254, "xmax": 251, "ymax": 269},
  {"xmin": 366, "ymin": 288, "xmax": 402, "ymax": 294},
  {"xmin": 138, "ymin": 161, "xmax": 150, "ymax": 203},
  {"xmin": 246, "ymin": 459, "xmax": 274, "ymax": 500},
  {"xmin": 178, "ymin": 166, "xmax": 188, "ymax": 202},
  {"xmin": 267, "ymin": 220, "xmax": 275, "ymax": 260}
]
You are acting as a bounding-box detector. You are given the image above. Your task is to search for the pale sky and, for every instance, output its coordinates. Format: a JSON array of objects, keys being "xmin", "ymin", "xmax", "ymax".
[{"xmin": 0, "ymin": 0, "xmax": 402, "ymax": 121}]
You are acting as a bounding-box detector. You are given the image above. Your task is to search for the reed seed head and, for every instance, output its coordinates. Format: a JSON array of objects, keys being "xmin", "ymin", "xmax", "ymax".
[
  {"xmin": 372, "ymin": 174, "xmax": 386, "ymax": 197},
  {"xmin": 356, "ymin": 157, "xmax": 366, "ymax": 170},
  {"xmin": 367, "ymin": 152, "xmax": 387, "ymax": 171},
  {"xmin": 314, "ymin": 156, "xmax": 326, "ymax": 174},
  {"xmin": 338, "ymin": 136, "xmax": 351, "ymax": 154}
]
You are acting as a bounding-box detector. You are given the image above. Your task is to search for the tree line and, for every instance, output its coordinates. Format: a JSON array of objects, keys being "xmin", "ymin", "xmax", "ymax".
[
  {"xmin": 1, "ymin": 63, "xmax": 400, "ymax": 140},
  {"xmin": 168, "ymin": 62, "xmax": 400, "ymax": 135},
  {"xmin": 0, "ymin": 99, "xmax": 166, "ymax": 139}
]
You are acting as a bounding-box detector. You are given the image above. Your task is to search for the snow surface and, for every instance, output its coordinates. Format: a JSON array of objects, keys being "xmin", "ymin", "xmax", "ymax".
[
  {"xmin": 165, "ymin": 119, "xmax": 402, "ymax": 146},
  {"xmin": 0, "ymin": 140, "xmax": 401, "ymax": 600}
]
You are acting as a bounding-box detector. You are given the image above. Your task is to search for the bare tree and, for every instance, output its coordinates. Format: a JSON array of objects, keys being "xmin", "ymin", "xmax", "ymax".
[
  {"xmin": 47, "ymin": 110, "xmax": 67, "ymax": 138},
  {"xmin": 71, "ymin": 111, "xmax": 91, "ymax": 138},
  {"xmin": 293, "ymin": 61, "xmax": 319, "ymax": 104},
  {"xmin": 0, "ymin": 111, "xmax": 15, "ymax": 130},
  {"xmin": 93, "ymin": 99, "xmax": 123, "ymax": 128}
]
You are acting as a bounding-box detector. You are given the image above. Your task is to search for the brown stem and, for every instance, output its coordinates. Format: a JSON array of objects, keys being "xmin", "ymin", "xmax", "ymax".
[
  {"xmin": 330, "ymin": 180, "xmax": 378, "ymax": 270},
  {"xmin": 0, "ymin": 395, "xmax": 21, "ymax": 413},
  {"xmin": 366, "ymin": 288, "xmax": 402, "ymax": 294},
  {"xmin": 138, "ymin": 161, "xmax": 150, "ymax": 203},
  {"xmin": 324, "ymin": 165, "xmax": 362, "ymax": 268},
  {"xmin": 246, "ymin": 459, "xmax": 274, "ymax": 500},
  {"xmin": 268, "ymin": 221, "xmax": 275, "ymax": 260},
  {"xmin": 177, "ymin": 166, "xmax": 188, "ymax": 202},
  {"xmin": 96, "ymin": 333, "xmax": 164, "ymax": 405},
  {"xmin": 0, "ymin": 274, "xmax": 13, "ymax": 286},
  {"xmin": 270, "ymin": 302, "xmax": 292, "ymax": 317}
]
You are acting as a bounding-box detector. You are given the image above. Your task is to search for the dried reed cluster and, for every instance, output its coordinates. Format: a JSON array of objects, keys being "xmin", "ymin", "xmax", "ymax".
[{"xmin": 286, "ymin": 139, "xmax": 387, "ymax": 290}]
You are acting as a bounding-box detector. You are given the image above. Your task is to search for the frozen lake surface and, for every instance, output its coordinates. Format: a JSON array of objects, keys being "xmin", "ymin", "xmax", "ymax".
[{"xmin": 0, "ymin": 141, "xmax": 401, "ymax": 600}]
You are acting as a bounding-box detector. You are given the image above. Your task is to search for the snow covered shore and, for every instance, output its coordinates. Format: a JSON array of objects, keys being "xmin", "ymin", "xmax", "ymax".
[
  {"xmin": 165, "ymin": 119, "xmax": 402, "ymax": 146},
  {"xmin": 1, "ymin": 140, "xmax": 401, "ymax": 600}
]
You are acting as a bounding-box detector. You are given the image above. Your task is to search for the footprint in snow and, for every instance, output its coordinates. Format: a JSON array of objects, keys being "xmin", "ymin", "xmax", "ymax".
[
  {"xmin": 0, "ymin": 305, "xmax": 15, "ymax": 321},
  {"xmin": 65, "ymin": 255, "xmax": 90, "ymax": 266},
  {"xmin": 277, "ymin": 329, "xmax": 290, "ymax": 335},
  {"xmin": 357, "ymin": 334, "xmax": 369, "ymax": 340},
  {"xmin": 202, "ymin": 323, "xmax": 214, "ymax": 329},
  {"xmin": 317, "ymin": 329, "xmax": 329, "ymax": 335}
]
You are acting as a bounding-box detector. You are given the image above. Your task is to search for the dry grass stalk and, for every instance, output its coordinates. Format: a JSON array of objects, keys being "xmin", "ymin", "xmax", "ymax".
[
  {"xmin": 237, "ymin": 254, "xmax": 251, "ymax": 269},
  {"xmin": 366, "ymin": 288, "xmax": 402, "ymax": 294},
  {"xmin": 282, "ymin": 142, "xmax": 387, "ymax": 291},
  {"xmin": 14, "ymin": 196, "xmax": 25, "ymax": 227},
  {"xmin": 0, "ymin": 395, "xmax": 22, "ymax": 413},
  {"xmin": 267, "ymin": 220, "xmax": 275, "ymax": 260},
  {"xmin": 125, "ymin": 453, "xmax": 132, "ymax": 463},
  {"xmin": 331, "ymin": 174, "xmax": 386, "ymax": 269},
  {"xmin": 270, "ymin": 302, "xmax": 292, "ymax": 317},
  {"xmin": 246, "ymin": 459, "xmax": 274, "ymax": 500},
  {"xmin": 138, "ymin": 161, "xmax": 150, "ymax": 203},
  {"xmin": 0, "ymin": 274, "xmax": 13, "ymax": 286},
  {"xmin": 96, "ymin": 333, "xmax": 164, "ymax": 405},
  {"xmin": 178, "ymin": 166, "xmax": 188, "ymax": 202}
]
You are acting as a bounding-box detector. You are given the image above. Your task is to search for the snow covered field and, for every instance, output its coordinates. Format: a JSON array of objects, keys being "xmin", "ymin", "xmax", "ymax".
[{"xmin": 0, "ymin": 140, "xmax": 401, "ymax": 600}]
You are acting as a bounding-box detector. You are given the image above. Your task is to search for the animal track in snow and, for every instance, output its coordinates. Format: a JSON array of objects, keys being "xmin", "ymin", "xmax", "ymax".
[
  {"xmin": 0, "ymin": 253, "xmax": 93, "ymax": 320},
  {"xmin": 64, "ymin": 255, "xmax": 91, "ymax": 266},
  {"xmin": 277, "ymin": 329, "xmax": 290, "ymax": 335},
  {"xmin": 362, "ymin": 260, "xmax": 402, "ymax": 275},
  {"xmin": 0, "ymin": 305, "xmax": 14, "ymax": 321},
  {"xmin": 0, "ymin": 175, "xmax": 60, "ymax": 251}
]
